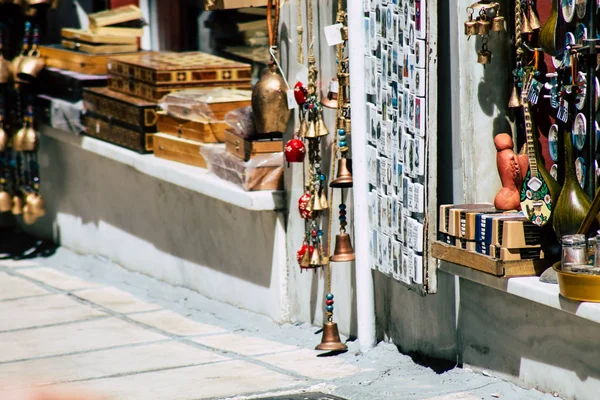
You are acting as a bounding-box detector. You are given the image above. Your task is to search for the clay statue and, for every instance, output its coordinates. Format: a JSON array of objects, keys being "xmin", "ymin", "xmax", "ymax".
[{"xmin": 494, "ymin": 133, "xmax": 528, "ymax": 211}]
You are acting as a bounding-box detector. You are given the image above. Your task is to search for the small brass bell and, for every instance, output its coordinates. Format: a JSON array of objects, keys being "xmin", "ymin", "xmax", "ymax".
[
  {"xmin": 477, "ymin": 19, "xmax": 491, "ymax": 36},
  {"xmin": 22, "ymin": 205, "xmax": 37, "ymax": 225},
  {"xmin": 338, "ymin": 72, "xmax": 350, "ymax": 87},
  {"xmin": 22, "ymin": 126, "xmax": 38, "ymax": 152},
  {"xmin": 13, "ymin": 123, "xmax": 28, "ymax": 152},
  {"xmin": 319, "ymin": 189, "xmax": 329, "ymax": 210},
  {"xmin": 305, "ymin": 120, "xmax": 317, "ymax": 139},
  {"xmin": 465, "ymin": 19, "xmax": 477, "ymax": 36},
  {"xmin": 0, "ymin": 191, "xmax": 11, "ymax": 212},
  {"xmin": 11, "ymin": 195, "xmax": 23, "ymax": 215},
  {"xmin": 312, "ymin": 190, "xmax": 325, "ymax": 211},
  {"xmin": 529, "ymin": 8, "xmax": 541, "ymax": 30},
  {"xmin": 309, "ymin": 246, "xmax": 322, "ymax": 267},
  {"xmin": 330, "ymin": 158, "xmax": 353, "ymax": 188},
  {"xmin": 508, "ymin": 85, "xmax": 522, "ymax": 108},
  {"xmin": 298, "ymin": 118, "xmax": 308, "ymax": 138},
  {"xmin": 315, "ymin": 113, "xmax": 329, "ymax": 137},
  {"xmin": 27, "ymin": 192, "xmax": 45, "ymax": 217},
  {"xmin": 300, "ymin": 247, "xmax": 311, "ymax": 268},
  {"xmin": 0, "ymin": 125, "xmax": 7, "ymax": 152},
  {"xmin": 330, "ymin": 232, "xmax": 356, "ymax": 262},
  {"xmin": 477, "ymin": 48, "xmax": 492, "ymax": 65},
  {"xmin": 251, "ymin": 63, "xmax": 292, "ymax": 134},
  {"xmin": 320, "ymin": 254, "xmax": 330, "ymax": 265},
  {"xmin": 492, "ymin": 16, "xmax": 505, "ymax": 32},
  {"xmin": 521, "ymin": 12, "xmax": 532, "ymax": 34},
  {"xmin": 0, "ymin": 57, "xmax": 11, "ymax": 84},
  {"xmin": 321, "ymin": 78, "xmax": 339, "ymax": 109},
  {"xmin": 315, "ymin": 321, "xmax": 347, "ymax": 352}
]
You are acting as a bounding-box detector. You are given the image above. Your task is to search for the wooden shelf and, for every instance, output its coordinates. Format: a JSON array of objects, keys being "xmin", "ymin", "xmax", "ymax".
[{"xmin": 431, "ymin": 242, "xmax": 551, "ymax": 278}]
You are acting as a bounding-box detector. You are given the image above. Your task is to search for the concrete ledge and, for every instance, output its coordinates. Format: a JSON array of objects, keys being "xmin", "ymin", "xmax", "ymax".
[
  {"xmin": 440, "ymin": 261, "xmax": 600, "ymax": 325},
  {"xmin": 41, "ymin": 126, "xmax": 286, "ymax": 212}
]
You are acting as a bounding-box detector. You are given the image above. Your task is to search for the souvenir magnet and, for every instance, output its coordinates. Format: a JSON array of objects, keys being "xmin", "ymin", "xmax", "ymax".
[
  {"xmin": 370, "ymin": 56, "xmax": 377, "ymax": 89},
  {"xmin": 415, "ymin": 221, "xmax": 424, "ymax": 253},
  {"xmin": 392, "ymin": 47, "xmax": 399, "ymax": 81},
  {"xmin": 369, "ymin": 229, "xmax": 376, "ymax": 268},
  {"xmin": 576, "ymin": 156, "xmax": 586, "ymax": 188},
  {"xmin": 415, "ymin": 96, "xmax": 425, "ymax": 137},
  {"xmin": 365, "ymin": 17, "xmax": 371, "ymax": 54},
  {"xmin": 404, "ymin": 134, "xmax": 413, "ymax": 175},
  {"xmin": 415, "ymin": 39, "xmax": 426, "ymax": 68},
  {"xmin": 549, "ymin": 124, "xmax": 559, "ymax": 162},
  {"xmin": 403, "ymin": 175, "xmax": 410, "ymax": 205},
  {"xmin": 414, "ymin": 182, "xmax": 425, "ymax": 214},
  {"xmin": 393, "ymin": 241, "xmax": 401, "ymax": 280},
  {"xmin": 370, "ymin": 12, "xmax": 377, "ymax": 52},
  {"xmin": 409, "ymin": 93, "xmax": 416, "ymax": 132},
  {"xmin": 408, "ymin": 20, "xmax": 416, "ymax": 50},
  {"xmin": 415, "ymin": 0, "xmax": 426, "ymax": 39},
  {"xmin": 406, "ymin": 249, "xmax": 414, "ymax": 283},
  {"xmin": 365, "ymin": 56, "xmax": 373, "ymax": 95},
  {"xmin": 401, "ymin": 249, "xmax": 409, "ymax": 283},
  {"xmin": 386, "ymin": 6, "xmax": 393, "ymax": 41},
  {"xmin": 573, "ymin": 113, "xmax": 586, "ymax": 151},
  {"xmin": 414, "ymin": 68, "xmax": 425, "ymax": 97},
  {"xmin": 392, "ymin": 82, "xmax": 399, "ymax": 109},
  {"xmin": 413, "ymin": 253, "xmax": 423, "ymax": 284},
  {"xmin": 562, "ymin": 0, "xmax": 575, "ymax": 23},
  {"xmin": 408, "ymin": 180, "xmax": 415, "ymax": 211}
]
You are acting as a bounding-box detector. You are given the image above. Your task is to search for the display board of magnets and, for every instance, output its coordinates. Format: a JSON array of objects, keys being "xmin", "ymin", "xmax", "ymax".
[{"xmin": 362, "ymin": 0, "xmax": 437, "ymax": 293}]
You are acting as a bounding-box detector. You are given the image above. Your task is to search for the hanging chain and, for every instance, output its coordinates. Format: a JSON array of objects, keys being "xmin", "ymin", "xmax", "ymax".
[{"xmin": 297, "ymin": 0, "xmax": 304, "ymax": 64}]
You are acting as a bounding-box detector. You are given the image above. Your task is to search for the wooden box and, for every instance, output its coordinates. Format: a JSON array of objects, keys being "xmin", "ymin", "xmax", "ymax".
[
  {"xmin": 224, "ymin": 130, "xmax": 282, "ymax": 161},
  {"xmin": 89, "ymin": 5, "xmax": 145, "ymax": 37},
  {"xmin": 83, "ymin": 87, "xmax": 158, "ymax": 133},
  {"xmin": 62, "ymin": 28, "xmax": 138, "ymax": 45},
  {"xmin": 161, "ymin": 89, "xmax": 252, "ymax": 121},
  {"xmin": 106, "ymin": 51, "xmax": 252, "ymax": 101},
  {"xmin": 39, "ymin": 67, "xmax": 107, "ymax": 102},
  {"xmin": 204, "ymin": 0, "xmax": 268, "ymax": 10},
  {"xmin": 40, "ymin": 45, "xmax": 145, "ymax": 75},
  {"xmin": 83, "ymin": 114, "xmax": 153, "ymax": 154},
  {"xmin": 62, "ymin": 39, "xmax": 138, "ymax": 55},
  {"xmin": 157, "ymin": 112, "xmax": 227, "ymax": 143},
  {"xmin": 153, "ymin": 133, "xmax": 213, "ymax": 168}
]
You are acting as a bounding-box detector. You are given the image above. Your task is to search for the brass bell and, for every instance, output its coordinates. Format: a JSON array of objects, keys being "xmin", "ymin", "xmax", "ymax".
[
  {"xmin": 298, "ymin": 118, "xmax": 308, "ymax": 138},
  {"xmin": 338, "ymin": 72, "xmax": 349, "ymax": 87},
  {"xmin": 17, "ymin": 52, "xmax": 45, "ymax": 82},
  {"xmin": 0, "ymin": 125, "xmax": 7, "ymax": 152},
  {"xmin": 0, "ymin": 57, "xmax": 11, "ymax": 84},
  {"xmin": 315, "ymin": 113, "xmax": 329, "ymax": 137},
  {"xmin": 478, "ymin": 48, "xmax": 492, "ymax": 65},
  {"xmin": 320, "ymin": 254, "xmax": 330, "ymax": 266},
  {"xmin": 305, "ymin": 120, "xmax": 317, "ymax": 139},
  {"xmin": 465, "ymin": 20, "xmax": 477, "ymax": 36},
  {"xmin": 330, "ymin": 158, "xmax": 353, "ymax": 188},
  {"xmin": 27, "ymin": 193, "xmax": 45, "ymax": 217},
  {"xmin": 477, "ymin": 19, "xmax": 491, "ymax": 36},
  {"xmin": 521, "ymin": 12, "xmax": 532, "ymax": 34},
  {"xmin": 22, "ymin": 126, "xmax": 38, "ymax": 152},
  {"xmin": 321, "ymin": 78, "xmax": 339, "ymax": 109},
  {"xmin": 312, "ymin": 190, "xmax": 325, "ymax": 211},
  {"xmin": 492, "ymin": 16, "xmax": 505, "ymax": 32},
  {"xmin": 22, "ymin": 205, "xmax": 37, "ymax": 225},
  {"xmin": 319, "ymin": 188, "xmax": 329, "ymax": 210},
  {"xmin": 508, "ymin": 85, "xmax": 522, "ymax": 108},
  {"xmin": 13, "ymin": 123, "xmax": 27, "ymax": 152},
  {"xmin": 315, "ymin": 321, "xmax": 347, "ymax": 352},
  {"xmin": 330, "ymin": 232, "xmax": 356, "ymax": 262},
  {"xmin": 11, "ymin": 55, "xmax": 24, "ymax": 81},
  {"xmin": 0, "ymin": 191, "xmax": 11, "ymax": 212},
  {"xmin": 251, "ymin": 63, "xmax": 292, "ymax": 134},
  {"xmin": 11, "ymin": 195, "xmax": 23, "ymax": 215},
  {"xmin": 529, "ymin": 8, "xmax": 541, "ymax": 30},
  {"xmin": 300, "ymin": 247, "xmax": 311, "ymax": 268},
  {"xmin": 309, "ymin": 246, "xmax": 322, "ymax": 267}
]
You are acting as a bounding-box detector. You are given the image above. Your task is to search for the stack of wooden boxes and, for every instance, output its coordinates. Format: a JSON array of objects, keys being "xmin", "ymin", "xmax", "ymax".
[{"xmin": 437, "ymin": 204, "xmax": 544, "ymax": 262}]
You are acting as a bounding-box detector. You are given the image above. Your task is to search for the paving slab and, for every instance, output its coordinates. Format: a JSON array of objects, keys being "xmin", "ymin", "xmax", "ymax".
[
  {"xmin": 68, "ymin": 360, "xmax": 300, "ymax": 400},
  {"xmin": 72, "ymin": 287, "xmax": 161, "ymax": 314},
  {"xmin": 0, "ymin": 294, "xmax": 105, "ymax": 332},
  {"xmin": 17, "ymin": 267, "xmax": 100, "ymax": 291},
  {"xmin": 192, "ymin": 333, "xmax": 299, "ymax": 356},
  {"xmin": 257, "ymin": 350, "xmax": 362, "ymax": 380},
  {"xmin": 0, "ymin": 317, "xmax": 166, "ymax": 363},
  {"xmin": 0, "ymin": 341, "xmax": 230, "ymax": 388},
  {"xmin": 128, "ymin": 310, "xmax": 226, "ymax": 336},
  {"xmin": 0, "ymin": 272, "xmax": 49, "ymax": 301}
]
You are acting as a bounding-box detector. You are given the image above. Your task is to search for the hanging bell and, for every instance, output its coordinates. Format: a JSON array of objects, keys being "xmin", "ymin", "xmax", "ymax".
[
  {"xmin": 0, "ymin": 125, "xmax": 7, "ymax": 152},
  {"xmin": 22, "ymin": 205, "xmax": 37, "ymax": 225},
  {"xmin": 508, "ymin": 85, "xmax": 522, "ymax": 108},
  {"xmin": 0, "ymin": 190, "xmax": 11, "ymax": 212},
  {"xmin": 298, "ymin": 118, "xmax": 308, "ymax": 138},
  {"xmin": 521, "ymin": 12, "xmax": 532, "ymax": 34},
  {"xmin": 338, "ymin": 72, "xmax": 350, "ymax": 87},
  {"xmin": 251, "ymin": 63, "xmax": 292, "ymax": 134},
  {"xmin": 312, "ymin": 190, "xmax": 325, "ymax": 211},
  {"xmin": 321, "ymin": 78, "xmax": 339, "ymax": 109},
  {"xmin": 300, "ymin": 246, "xmax": 311, "ymax": 268},
  {"xmin": 330, "ymin": 232, "xmax": 356, "ymax": 262},
  {"xmin": 492, "ymin": 16, "xmax": 505, "ymax": 32},
  {"xmin": 22, "ymin": 126, "xmax": 38, "ymax": 152},
  {"xmin": 477, "ymin": 48, "xmax": 492, "ymax": 65},
  {"xmin": 529, "ymin": 7, "xmax": 541, "ymax": 30},
  {"xmin": 315, "ymin": 113, "xmax": 329, "ymax": 137},
  {"xmin": 284, "ymin": 137, "xmax": 306, "ymax": 164},
  {"xmin": 13, "ymin": 124, "xmax": 27, "ymax": 152},
  {"xmin": 315, "ymin": 321, "xmax": 347, "ymax": 352},
  {"xmin": 464, "ymin": 19, "xmax": 477, "ymax": 36},
  {"xmin": 330, "ymin": 158, "xmax": 353, "ymax": 188},
  {"xmin": 305, "ymin": 120, "xmax": 317, "ymax": 139},
  {"xmin": 319, "ymin": 188, "xmax": 329, "ymax": 210},
  {"xmin": 11, "ymin": 195, "xmax": 23, "ymax": 215},
  {"xmin": 0, "ymin": 56, "xmax": 12, "ymax": 84},
  {"xmin": 477, "ymin": 18, "xmax": 491, "ymax": 36},
  {"xmin": 309, "ymin": 246, "xmax": 322, "ymax": 267},
  {"xmin": 27, "ymin": 192, "xmax": 45, "ymax": 217}
]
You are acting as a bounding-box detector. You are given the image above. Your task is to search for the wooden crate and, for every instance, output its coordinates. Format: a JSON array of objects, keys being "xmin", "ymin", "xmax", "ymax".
[
  {"xmin": 224, "ymin": 130, "xmax": 282, "ymax": 161},
  {"xmin": 431, "ymin": 242, "xmax": 550, "ymax": 278},
  {"xmin": 153, "ymin": 133, "xmax": 211, "ymax": 168}
]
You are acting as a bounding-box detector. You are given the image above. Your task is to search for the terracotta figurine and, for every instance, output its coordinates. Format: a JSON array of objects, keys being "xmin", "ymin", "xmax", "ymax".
[{"xmin": 494, "ymin": 133, "xmax": 528, "ymax": 211}]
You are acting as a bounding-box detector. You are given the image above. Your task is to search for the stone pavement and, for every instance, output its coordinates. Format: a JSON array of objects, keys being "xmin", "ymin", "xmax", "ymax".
[{"xmin": 0, "ymin": 248, "xmax": 561, "ymax": 400}]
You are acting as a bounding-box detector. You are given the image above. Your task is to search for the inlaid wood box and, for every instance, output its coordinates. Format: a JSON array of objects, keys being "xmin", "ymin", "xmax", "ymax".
[
  {"xmin": 83, "ymin": 113, "xmax": 154, "ymax": 154},
  {"xmin": 224, "ymin": 130, "xmax": 282, "ymax": 161},
  {"xmin": 40, "ymin": 45, "xmax": 144, "ymax": 75},
  {"xmin": 83, "ymin": 87, "xmax": 159, "ymax": 133},
  {"xmin": 157, "ymin": 112, "xmax": 227, "ymax": 143},
  {"xmin": 107, "ymin": 51, "xmax": 252, "ymax": 101}
]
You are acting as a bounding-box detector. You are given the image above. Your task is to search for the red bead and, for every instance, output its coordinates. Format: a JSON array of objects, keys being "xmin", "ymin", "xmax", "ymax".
[
  {"xmin": 312, "ymin": 230, "xmax": 317, "ymax": 237},
  {"xmin": 339, "ymin": 210, "xmax": 347, "ymax": 216},
  {"xmin": 309, "ymin": 103, "xmax": 314, "ymax": 109},
  {"xmin": 326, "ymin": 299, "xmax": 334, "ymax": 306}
]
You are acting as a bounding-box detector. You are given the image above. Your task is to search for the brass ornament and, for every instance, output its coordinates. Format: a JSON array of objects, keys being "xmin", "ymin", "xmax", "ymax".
[
  {"xmin": 315, "ymin": 113, "xmax": 329, "ymax": 137},
  {"xmin": 22, "ymin": 205, "xmax": 37, "ymax": 225},
  {"xmin": 477, "ymin": 44, "xmax": 492, "ymax": 65},
  {"xmin": 312, "ymin": 189, "xmax": 325, "ymax": 211},
  {"xmin": 508, "ymin": 85, "xmax": 522, "ymax": 108},
  {"xmin": 529, "ymin": 7, "xmax": 541, "ymax": 30},
  {"xmin": 315, "ymin": 321, "xmax": 347, "ymax": 352},
  {"xmin": 521, "ymin": 11, "xmax": 532, "ymax": 34},
  {"xmin": 321, "ymin": 78, "xmax": 339, "ymax": 109},
  {"xmin": 492, "ymin": 16, "xmax": 505, "ymax": 32},
  {"xmin": 298, "ymin": 118, "xmax": 308, "ymax": 138},
  {"xmin": 251, "ymin": 64, "xmax": 291, "ymax": 134},
  {"xmin": 0, "ymin": 191, "xmax": 11, "ymax": 212},
  {"xmin": 13, "ymin": 123, "xmax": 28, "ymax": 152},
  {"xmin": 330, "ymin": 158, "xmax": 353, "ymax": 188},
  {"xmin": 309, "ymin": 246, "xmax": 322, "ymax": 266},
  {"xmin": 305, "ymin": 120, "xmax": 317, "ymax": 139},
  {"xmin": 300, "ymin": 247, "xmax": 311, "ymax": 268},
  {"xmin": 27, "ymin": 192, "xmax": 45, "ymax": 217},
  {"xmin": 330, "ymin": 232, "xmax": 356, "ymax": 262},
  {"xmin": 319, "ymin": 188, "xmax": 329, "ymax": 210},
  {"xmin": 0, "ymin": 125, "xmax": 7, "ymax": 152},
  {"xmin": 22, "ymin": 125, "xmax": 38, "ymax": 152},
  {"xmin": 0, "ymin": 56, "xmax": 11, "ymax": 84},
  {"xmin": 11, "ymin": 195, "xmax": 23, "ymax": 215},
  {"xmin": 17, "ymin": 50, "xmax": 45, "ymax": 82},
  {"xmin": 477, "ymin": 18, "xmax": 491, "ymax": 36}
]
